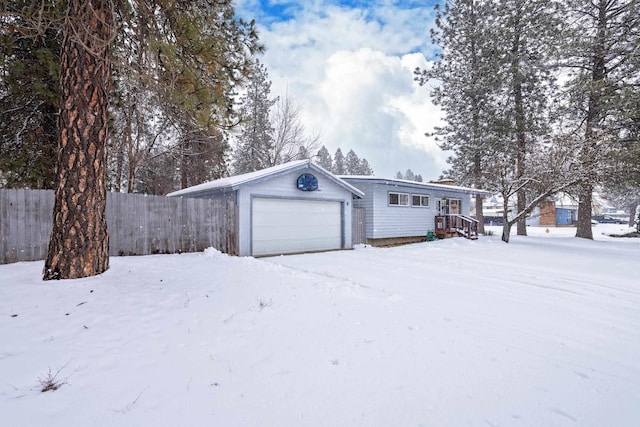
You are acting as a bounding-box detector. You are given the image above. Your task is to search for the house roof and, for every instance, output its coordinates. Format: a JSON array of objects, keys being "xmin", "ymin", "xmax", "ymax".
[
  {"xmin": 167, "ymin": 159, "xmax": 365, "ymax": 198},
  {"xmin": 339, "ymin": 176, "xmax": 491, "ymax": 196}
]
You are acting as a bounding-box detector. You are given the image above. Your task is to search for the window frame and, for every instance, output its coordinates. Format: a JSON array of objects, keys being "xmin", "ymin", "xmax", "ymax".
[
  {"xmin": 388, "ymin": 191, "xmax": 410, "ymax": 207},
  {"xmin": 411, "ymin": 194, "xmax": 430, "ymax": 208}
]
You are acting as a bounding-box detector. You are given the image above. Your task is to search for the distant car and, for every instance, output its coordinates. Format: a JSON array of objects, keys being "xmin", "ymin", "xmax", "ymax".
[{"xmin": 591, "ymin": 215, "xmax": 626, "ymax": 224}]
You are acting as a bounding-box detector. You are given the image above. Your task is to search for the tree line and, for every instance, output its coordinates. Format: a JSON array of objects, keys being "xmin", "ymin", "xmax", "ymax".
[
  {"xmin": 415, "ymin": 0, "xmax": 640, "ymax": 242},
  {"xmin": 315, "ymin": 146, "xmax": 374, "ymax": 175},
  {"xmin": 395, "ymin": 170, "xmax": 424, "ymax": 182}
]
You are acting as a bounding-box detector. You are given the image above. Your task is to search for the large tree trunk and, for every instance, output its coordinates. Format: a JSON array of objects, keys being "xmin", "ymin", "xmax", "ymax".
[
  {"xmin": 629, "ymin": 202, "xmax": 638, "ymax": 228},
  {"xmin": 44, "ymin": 0, "xmax": 113, "ymax": 280},
  {"xmin": 576, "ymin": 0, "xmax": 607, "ymax": 240},
  {"xmin": 472, "ymin": 153, "xmax": 485, "ymax": 235},
  {"xmin": 475, "ymin": 193, "xmax": 485, "ymax": 235},
  {"xmin": 576, "ymin": 183, "xmax": 594, "ymax": 239}
]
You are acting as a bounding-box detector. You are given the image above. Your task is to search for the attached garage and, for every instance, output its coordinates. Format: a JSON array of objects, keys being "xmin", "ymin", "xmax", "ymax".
[{"xmin": 167, "ymin": 160, "xmax": 363, "ymax": 257}]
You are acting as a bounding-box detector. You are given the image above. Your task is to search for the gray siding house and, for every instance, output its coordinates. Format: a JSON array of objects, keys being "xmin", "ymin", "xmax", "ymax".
[
  {"xmin": 168, "ymin": 160, "xmax": 363, "ymax": 257},
  {"xmin": 341, "ymin": 176, "xmax": 486, "ymax": 245}
]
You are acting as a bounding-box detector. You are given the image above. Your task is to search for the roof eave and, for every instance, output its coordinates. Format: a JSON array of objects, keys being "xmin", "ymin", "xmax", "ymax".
[
  {"xmin": 340, "ymin": 176, "xmax": 489, "ymax": 196},
  {"xmin": 168, "ymin": 160, "xmax": 365, "ymax": 198}
]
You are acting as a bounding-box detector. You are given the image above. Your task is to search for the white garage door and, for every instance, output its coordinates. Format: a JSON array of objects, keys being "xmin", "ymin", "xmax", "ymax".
[{"xmin": 252, "ymin": 198, "xmax": 342, "ymax": 256}]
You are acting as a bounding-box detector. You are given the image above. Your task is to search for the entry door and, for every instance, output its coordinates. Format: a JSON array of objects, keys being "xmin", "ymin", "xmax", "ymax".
[
  {"xmin": 252, "ymin": 198, "xmax": 342, "ymax": 256},
  {"xmin": 438, "ymin": 198, "xmax": 461, "ymax": 215}
]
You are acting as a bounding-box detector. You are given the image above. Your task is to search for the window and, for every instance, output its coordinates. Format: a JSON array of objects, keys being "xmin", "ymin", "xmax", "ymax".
[
  {"xmin": 389, "ymin": 192, "xmax": 409, "ymax": 206},
  {"xmin": 412, "ymin": 195, "xmax": 430, "ymax": 207},
  {"xmin": 449, "ymin": 199, "xmax": 461, "ymax": 214}
]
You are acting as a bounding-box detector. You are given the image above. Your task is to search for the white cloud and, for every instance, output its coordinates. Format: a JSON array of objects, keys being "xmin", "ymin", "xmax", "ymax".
[{"xmin": 235, "ymin": 1, "xmax": 447, "ymax": 178}]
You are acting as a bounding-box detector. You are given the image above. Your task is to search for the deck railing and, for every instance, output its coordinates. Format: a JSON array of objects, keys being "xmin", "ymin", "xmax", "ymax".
[{"xmin": 434, "ymin": 214, "xmax": 479, "ymax": 240}]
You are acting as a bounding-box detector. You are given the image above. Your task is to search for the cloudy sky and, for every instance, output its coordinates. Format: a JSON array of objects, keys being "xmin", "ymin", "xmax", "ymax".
[{"xmin": 234, "ymin": 0, "xmax": 446, "ymax": 179}]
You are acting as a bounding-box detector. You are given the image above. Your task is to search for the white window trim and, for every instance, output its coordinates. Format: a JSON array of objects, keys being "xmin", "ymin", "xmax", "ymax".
[
  {"xmin": 388, "ymin": 192, "xmax": 410, "ymax": 206},
  {"xmin": 411, "ymin": 194, "xmax": 430, "ymax": 208}
]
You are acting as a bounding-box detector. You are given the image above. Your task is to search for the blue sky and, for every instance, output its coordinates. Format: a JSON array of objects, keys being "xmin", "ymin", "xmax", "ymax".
[{"xmin": 234, "ymin": 0, "xmax": 446, "ymax": 179}]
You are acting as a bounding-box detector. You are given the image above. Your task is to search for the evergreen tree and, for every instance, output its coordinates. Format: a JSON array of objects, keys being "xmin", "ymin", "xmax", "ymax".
[
  {"xmin": 359, "ymin": 158, "xmax": 374, "ymax": 175},
  {"xmin": 316, "ymin": 145, "xmax": 333, "ymax": 171},
  {"xmin": 2, "ymin": 0, "xmax": 263, "ymax": 193},
  {"xmin": 233, "ymin": 72, "xmax": 319, "ymax": 173},
  {"xmin": 345, "ymin": 149, "xmax": 361, "ymax": 174},
  {"xmin": 417, "ymin": 0, "xmax": 574, "ymax": 242},
  {"xmin": 232, "ymin": 61, "xmax": 276, "ymax": 174},
  {"xmin": 561, "ymin": 0, "xmax": 640, "ymax": 239},
  {"xmin": 0, "ymin": 1, "xmax": 62, "ymax": 189},
  {"xmin": 415, "ymin": 174, "xmax": 423, "ymax": 182},
  {"xmin": 3, "ymin": 0, "xmax": 263, "ymax": 279},
  {"xmin": 495, "ymin": 0, "xmax": 562, "ymax": 237},
  {"xmin": 395, "ymin": 171, "xmax": 404, "ymax": 179},
  {"xmin": 333, "ymin": 148, "xmax": 346, "ymax": 175},
  {"xmin": 44, "ymin": 0, "xmax": 113, "ymax": 280},
  {"xmin": 117, "ymin": 0, "xmax": 261, "ymax": 191},
  {"xmin": 405, "ymin": 169, "xmax": 416, "ymax": 181},
  {"xmin": 415, "ymin": 0, "xmax": 499, "ymax": 235}
]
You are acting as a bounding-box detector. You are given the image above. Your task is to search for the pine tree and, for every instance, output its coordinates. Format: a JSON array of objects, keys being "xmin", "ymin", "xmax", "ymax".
[
  {"xmin": 415, "ymin": 0, "xmax": 499, "ymax": 235},
  {"xmin": 345, "ymin": 149, "xmax": 360, "ymax": 175},
  {"xmin": 232, "ymin": 61, "xmax": 276, "ymax": 174},
  {"xmin": 0, "ymin": 1, "xmax": 62, "ymax": 189},
  {"xmin": 3, "ymin": 0, "xmax": 262, "ymax": 279},
  {"xmin": 2, "ymin": 0, "xmax": 263, "ymax": 193},
  {"xmin": 417, "ymin": 0, "xmax": 571, "ymax": 242},
  {"xmin": 233, "ymin": 70, "xmax": 320, "ymax": 173},
  {"xmin": 333, "ymin": 148, "xmax": 346, "ymax": 175},
  {"xmin": 405, "ymin": 169, "xmax": 416, "ymax": 181},
  {"xmin": 359, "ymin": 158, "xmax": 374, "ymax": 175},
  {"xmin": 132, "ymin": 0, "xmax": 261, "ymax": 190},
  {"xmin": 495, "ymin": 0, "xmax": 562, "ymax": 237},
  {"xmin": 395, "ymin": 171, "xmax": 404, "ymax": 179},
  {"xmin": 561, "ymin": 0, "xmax": 640, "ymax": 239},
  {"xmin": 43, "ymin": 0, "xmax": 113, "ymax": 280},
  {"xmin": 316, "ymin": 145, "xmax": 333, "ymax": 171}
]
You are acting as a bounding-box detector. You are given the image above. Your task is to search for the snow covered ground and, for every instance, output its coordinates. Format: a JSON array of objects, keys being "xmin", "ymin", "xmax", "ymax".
[{"xmin": 1, "ymin": 224, "xmax": 639, "ymax": 426}]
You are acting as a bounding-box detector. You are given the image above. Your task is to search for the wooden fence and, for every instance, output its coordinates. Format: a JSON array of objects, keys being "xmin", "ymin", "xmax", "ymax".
[
  {"xmin": 0, "ymin": 189, "xmax": 238, "ymax": 265},
  {"xmin": 352, "ymin": 207, "xmax": 366, "ymax": 245}
]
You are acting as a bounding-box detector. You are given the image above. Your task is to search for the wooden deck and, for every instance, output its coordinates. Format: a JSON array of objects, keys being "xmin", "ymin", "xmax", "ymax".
[{"xmin": 435, "ymin": 214, "xmax": 479, "ymax": 240}]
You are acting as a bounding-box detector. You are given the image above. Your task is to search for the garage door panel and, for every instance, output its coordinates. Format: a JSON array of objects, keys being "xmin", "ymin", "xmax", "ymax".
[{"xmin": 252, "ymin": 198, "xmax": 342, "ymax": 256}]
